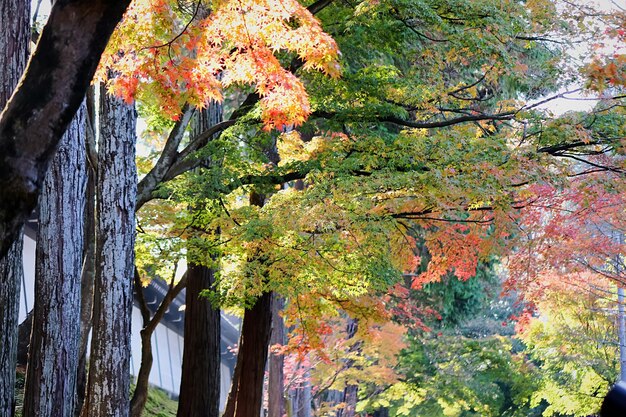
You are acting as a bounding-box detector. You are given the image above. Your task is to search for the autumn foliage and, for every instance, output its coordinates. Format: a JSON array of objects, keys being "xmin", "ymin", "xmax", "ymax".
[{"xmin": 99, "ymin": 0, "xmax": 340, "ymax": 129}]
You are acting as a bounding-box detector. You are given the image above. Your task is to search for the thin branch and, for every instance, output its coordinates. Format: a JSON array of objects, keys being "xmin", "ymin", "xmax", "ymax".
[
  {"xmin": 134, "ymin": 267, "xmax": 151, "ymax": 327},
  {"xmin": 307, "ymin": 0, "xmax": 334, "ymax": 14},
  {"xmin": 145, "ymin": 271, "xmax": 188, "ymax": 334},
  {"xmin": 161, "ymin": 119, "xmax": 238, "ymax": 182}
]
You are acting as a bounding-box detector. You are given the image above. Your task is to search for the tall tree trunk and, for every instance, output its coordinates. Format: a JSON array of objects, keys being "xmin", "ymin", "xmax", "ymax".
[
  {"xmin": 224, "ymin": 141, "xmax": 280, "ymax": 417},
  {"xmin": 290, "ymin": 364, "xmax": 312, "ymax": 417},
  {"xmin": 618, "ymin": 285, "xmax": 626, "ymax": 381},
  {"xmin": 81, "ymin": 90, "xmax": 136, "ymax": 417},
  {"xmin": 75, "ymin": 115, "xmax": 97, "ymax": 417},
  {"xmin": 23, "ymin": 102, "xmax": 88, "ymax": 417},
  {"xmin": 268, "ymin": 296, "xmax": 286, "ymax": 417},
  {"xmin": 0, "ymin": 0, "xmax": 30, "ymax": 415},
  {"xmin": 0, "ymin": 237, "xmax": 23, "ymax": 417},
  {"xmin": 176, "ymin": 264, "xmax": 221, "ymax": 417},
  {"xmin": 176, "ymin": 103, "xmax": 222, "ymax": 417},
  {"xmin": 223, "ymin": 291, "xmax": 274, "ymax": 417}
]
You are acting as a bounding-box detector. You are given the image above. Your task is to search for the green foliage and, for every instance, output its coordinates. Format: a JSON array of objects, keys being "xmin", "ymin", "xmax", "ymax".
[
  {"xmin": 419, "ymin": 263, "xmax": 499, "ymax": 328},
  {"xmin": 359, "ymin": 333, "xmax": 542, "ymax": 417},
  {"xmin": 518, "ymin": 288, "xmax": 619, "ymax": 417}
]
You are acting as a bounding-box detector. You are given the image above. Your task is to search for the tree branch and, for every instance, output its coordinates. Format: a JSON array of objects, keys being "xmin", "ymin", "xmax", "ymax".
[
  {"xmin": 307, "ymin": 0, "xmax": 334, "ymax": 14},
  {"xmin": 145, "ymin": 271, "xmax": 188, "ymax": 334},
  {"xmin": 136, "ymin": 104, "xmax": 195, "ymax": 210},
  {"xmin": 161, "ymin": 119, "xmax": 238, "ymax": 183},
  {"xmin": 0, "ymin": 0, "xmax": 132, "ymax": 257}
]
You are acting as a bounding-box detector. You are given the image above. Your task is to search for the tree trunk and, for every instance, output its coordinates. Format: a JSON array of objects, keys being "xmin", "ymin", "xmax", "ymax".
[
  {"xmin": 80, "ymin": 90, "xmax": 136, "ymax": 417},
  {"xmin": 0, "ymin": 0, "xmax": 30, "ymax": 415},
  {"xmin": 176, "ymin": 264, "xmax": 221, "ymax": 417},
  {"xmin": 223, "ymin": 291, "xmax": 274, "ymax": 417},
  {"xmin": 130, "ymin": 327, "xmax": 154, "ymax": 417},
  {"xmin": 372, "ymin": 408, "xmax": 389, "ymax": 417},
  {"xmin": 0, "ymin": 237, "xmax": 23, "ymax": 417},
  {"xmin": 0, "ymin": 0, "xmax": 131, "ymax": 256},
  {"xmin": 23, "ymin": 103, "xmax": 88, "ymax": 417},
  {"xmin": 224, "ymin": 143, "xmax": 280, "ymax": 417},
  {"xmin": 290, "ymin": 365, "xmax": 312, "ymax": 417},
  {"xmin": 616, "ymin": 286, "xmax": 626, "ymax": 382},
  {"xmin": 268, "ymin": 296, "xmax": 286, "ymax": 417},
  {"xmin": 75, "ymin": 125, "xmax": 97, "ymax": 417},
  {"xmin": 337, "ymin": 318, "xmax": 359, "ymax": 417},
  {"xmin": 339, "ymin": 385, "xmax": 358, "ymax": 417},
  {"xmin": 16, "ymin": 310, "xmax": 33, "ymax": 367},
  {"xmin": 176, "ymin": 103, "xmax": 222, "ymax": 417}
]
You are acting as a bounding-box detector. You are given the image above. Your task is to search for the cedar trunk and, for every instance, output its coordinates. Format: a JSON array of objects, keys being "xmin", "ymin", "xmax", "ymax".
[
  {"xmin": 23, "ymin": 103, "xmax": 88, "ymax": 417},
  {"xmin": 176, "ymin": 264, "xmax": 221, "ymax": 417},
  {"xmin": 16, "ymin": 310, "xmax": 33, "ymax": 367},
  {"xmin": 75, "ymin": 126, "xmax": 97, "ymax": 417},
  {"xmin": 80, "ymin": 91, "xmax": 136, "ymax": 417},
  {"xmin": 0, "ymin": 0, "xmax": 30, "ymax": 415},
  {"xmin": 223, "ymin": 291, "xmax": 274, "ymax": 417},
  {"xmin": 176, "ymin": 103, "xmax": 222, "ymax": 417},
  {"xmin": 224, "ymin": 149, "xmax": 279, "ymax": 417},
  {"xmin": 0, "ymin": 237, "xmax": 23, "ymax": 417}
]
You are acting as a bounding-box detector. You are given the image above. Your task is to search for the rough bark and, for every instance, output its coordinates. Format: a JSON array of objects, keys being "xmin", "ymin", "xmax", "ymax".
[
  {"xmin": 23, "ymin": 103, "xmax": 87, "ymax": 417},
  {"xmin": 175, "ymin": 104, "xmax": 222, "ymax": 417},
  {"xmin": 0, "ymin": 0, "xmax": 131, "ymax": 257},
  {"xmin": 268, "ymin": 296, "xmax": 286, "ymax": 417},
  {"xmin": 81, "ymin": 91, "xmax": 136, "ymax": 417},
  {"xmin": 223, "ymin": 291, "xmax": 274, "ymax": 417},
  {"xmin": 75, "ymin": 101, "xmax": 97, "ymax": 417},
  {"xmin": 130, "ymin": 269, "xmax": 187, "ymax": 417},
  {"xmin": 0, "ymin": 236, "xmax": 23, "ymax": 417},
  {"xmin": 176, "ymin": 264, "xmax": 221, "ymax": 417},
  {"xmin": 16, "ymin": 309, "xmax": 33, "ymax": 367},
  {"xmin": 0, "ymin": 0, "xmax": 30, "ymax": 414}
]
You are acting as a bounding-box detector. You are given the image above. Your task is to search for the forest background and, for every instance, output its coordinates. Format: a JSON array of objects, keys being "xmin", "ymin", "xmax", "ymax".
[{"xmin": 1, "ymin": 0, "xmax": 626, "ymax": 416}]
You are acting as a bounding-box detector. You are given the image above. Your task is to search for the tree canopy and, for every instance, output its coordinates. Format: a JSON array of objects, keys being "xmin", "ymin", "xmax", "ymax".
[{"xmin": 2, "ymin": 0, "xmax": 626, "ymax": 416}]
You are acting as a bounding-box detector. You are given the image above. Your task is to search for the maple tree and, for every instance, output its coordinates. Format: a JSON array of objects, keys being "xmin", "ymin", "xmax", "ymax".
[{"xmin": 126, "ymin": 1, "xmax": 621, "ymax": 416}]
